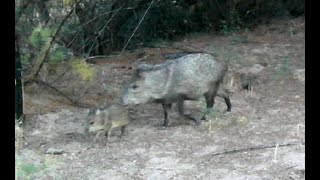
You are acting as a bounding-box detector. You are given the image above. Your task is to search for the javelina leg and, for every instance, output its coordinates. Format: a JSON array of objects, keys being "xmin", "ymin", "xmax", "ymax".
[
  {"xmin": 120, "ymin": 126, "xmax": 126, "ymax": 138},
  {"xmin": 106, "ymin": 129, "xmax": 112, "ymax": 141},
  {"xmin": 217, "ymin": 91, "xmax": 232, "ymax": 112},
  {"xmin": 178, "ymin": 98, "xmax": 198, "ymax": 124},
  {"xmin": 177, "ymin": 98, "xmax": 184, "ymax": 115},
  {"xmin": 224, "ymin": 97, "xmax": 232, "ymax": 112},
  {"xmin": 162, "ymin": 103, "xmax": 172, "ymax": 127},
  {"xmin": 201, "ymin": 93, "xmax": 216, "ymax": 121},
  {"xmin": 93, "ymin": 131, "xmax": 102, "ymax": 144},
  {"xmin": 103, "ymin": 129, "xmax": 113, "ymax": 145}
]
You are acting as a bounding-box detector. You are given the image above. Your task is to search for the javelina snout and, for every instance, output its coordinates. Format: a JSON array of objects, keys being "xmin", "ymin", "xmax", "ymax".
[{"xmin": 122, "ymin": 53, "xmax": 231, "ymax": 128}]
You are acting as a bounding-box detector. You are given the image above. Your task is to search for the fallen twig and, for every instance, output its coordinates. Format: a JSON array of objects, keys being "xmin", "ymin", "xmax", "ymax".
[{"xmin": 209, "ymin": 142, "xmax": 304, "ymax": 157}]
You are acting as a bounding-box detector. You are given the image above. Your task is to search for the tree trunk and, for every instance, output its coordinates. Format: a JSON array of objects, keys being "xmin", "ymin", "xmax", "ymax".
[{"xmin": 15, "ymin": 36, "xmax": 24, "ymax": 120}]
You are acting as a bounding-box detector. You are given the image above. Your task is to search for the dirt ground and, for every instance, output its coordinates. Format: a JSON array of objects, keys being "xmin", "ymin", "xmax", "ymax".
[{"xmin": 16, "ymin": 16, "xmax": 305, "ymax": 180}]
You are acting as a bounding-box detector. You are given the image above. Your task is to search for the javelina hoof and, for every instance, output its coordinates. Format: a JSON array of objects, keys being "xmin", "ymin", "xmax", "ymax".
[
  {"xmin": 201, "ymin": 116, "xmax": 207, "ymax": 121},
  {"xmin": 194, "ymin": 119, "xmax": 201, "ymax": 126},
  {"xmin": 184, "ymin": 114, "xmax": 201, "ymax": 124},
  {"xmin": 104, "ymin": 140, "xmax": 109, "ymax": 146},
  {"xmin": 158, "ymin": 126, "xmax": 168, "ymax": 130}
]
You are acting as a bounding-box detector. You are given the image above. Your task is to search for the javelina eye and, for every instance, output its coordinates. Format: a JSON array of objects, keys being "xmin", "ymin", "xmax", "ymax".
[
  {"xmin": 132, "ymin": 84, "xmax": 138, "ymax": 89},
  {"xmin": 90, "ymin": 121, "xmax": 94, "ymax": 125}
]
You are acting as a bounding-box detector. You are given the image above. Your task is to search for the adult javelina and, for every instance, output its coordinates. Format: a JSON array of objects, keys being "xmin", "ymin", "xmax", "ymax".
[{"xmin": 122, "ymin": 53, "xmax": 231, "ymax": 127}]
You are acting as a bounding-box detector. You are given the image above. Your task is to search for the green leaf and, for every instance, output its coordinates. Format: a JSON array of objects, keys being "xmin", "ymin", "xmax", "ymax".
[
  {"xmin": 30, "ymin": 26, "xmax": 52, "ymax": 48},
  {"xmin": 71, "ymin": 59, "xmax": 95, "ymax": 81}
]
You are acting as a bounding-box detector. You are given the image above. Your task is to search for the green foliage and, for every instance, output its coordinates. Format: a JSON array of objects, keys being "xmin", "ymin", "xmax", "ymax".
[
  {"xmin": 63, "ymin": 0, "xmax": 74, "ymax": 7},
  {"xmin": 16, "ymin": 0, "xmax": 304, "ymax": 60},
  {"xmin": 239, "ymin": 0, "xmax": 292, "ymax": 26},
  {"xmin": 219, "ymin": 9, "xmax": 243, "ymax": 34},
  {"xmin": 119, "ymin": 2, "xmax": 189, "ymax": 48},
  {"xmin": 70, "ymin": 59, "xmax": 95, "ymax": 81},
  {"xmin": 21, "ymin": 162, "xmax": 37, "ymax": 175},
  {"xmin": 49, "ymin": 49, "xmax": 65, "ymax": 65},
  {"xmin": 30, "ymin": 26, "xmax": 52, "ymax": 48},
  {"xmin": 16, "ymin": 154, "xmax": 38, "ymax": 179},
  {"xmin": 49, "ymin": 46, "xmax": 71, "ymax": 65},
  {"xmin": 198, "ymin": 95, "xmax": 223, "ymax": 120},
  {"xmin": 16, "ymin": 153, "xmax": 62, "ymax": 179},
  {"xmin": 59, "ymin": 16, "xmax": 84, "ymax": 55},
  {"xmin": 21, "ymin": 53, "xmax": 32, "ymax": 66},
  {"xmin": 273, "ymin": 57, "xmax": 292, "ymax": 79},
  {"xmin": 206, "ymin": 109, "xmax": 224, "ymax": 120},
  {"xmin": 257, "ymin": 0, "xmax": 287, "ymax": 18},
  {"xmin": 16, "ymin": 122, "xmax": 63, "ymax": 179}
]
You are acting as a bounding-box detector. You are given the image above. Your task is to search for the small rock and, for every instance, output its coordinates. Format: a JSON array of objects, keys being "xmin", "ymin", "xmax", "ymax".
[
  {"xmin": 31, "ymin": 129, "xmax": 42, "ymax": 136},
  {"xmin": 248, "ymin": 64, "xmax": 264, "ymax": 74},
  {"xmin": 293, "ymin": 69, "xmax": 305, "ymax": 82},
  {"xmin": 267, "ymin": 109, "xmax": 279, "ymax": 115},
  {"xmin": 45, "ymin": 148, "xmax": 64, "ymax": 155}
]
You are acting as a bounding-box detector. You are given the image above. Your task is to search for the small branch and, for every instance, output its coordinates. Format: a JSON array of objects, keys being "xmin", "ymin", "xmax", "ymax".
[
  {"xmin": 86, "ymin": 4, "xmax": 124, "ymax": 58},
  {"xmin": 119, "ymin": 0, "xmax": 155, "ymax": 57},
  {"xmin": 86, "ymin": 55, "xmax": 109, "ymax": 60},
  {"xmin": 209, "ymin": 142, "xmax": 305, "ymax": 157},
  {"xmin": 133, "ymin": 54, "xmax": 150, "ymax": 64},
  {"xmin": 82, "ymin": 7, "xmax": 134, "ymax": 27},
  {"xmin": 33, "ymin": 79, "xmax": 90, "ymax": 108}
]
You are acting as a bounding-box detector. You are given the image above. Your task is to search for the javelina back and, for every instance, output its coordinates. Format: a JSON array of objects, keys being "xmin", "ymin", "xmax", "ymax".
[
  {"xmin": 87, "ymin": 104, "xmax": 130, "ymax": 143},
  {"xmin": 122, "ymin": 53, "xmax": 231, "ymax": 127}
]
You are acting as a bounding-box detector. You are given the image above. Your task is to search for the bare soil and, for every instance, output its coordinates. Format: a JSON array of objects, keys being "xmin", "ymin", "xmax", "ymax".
[{"xmin": 17, "ymin": 16, "xmax": 305, "ymax": 180}]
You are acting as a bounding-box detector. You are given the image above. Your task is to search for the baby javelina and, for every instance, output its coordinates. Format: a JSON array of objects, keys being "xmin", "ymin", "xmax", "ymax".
[{"xmin": 87, "ymin": 103, "xmax": 130, "ymax": 144}]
